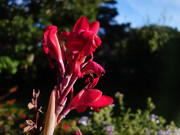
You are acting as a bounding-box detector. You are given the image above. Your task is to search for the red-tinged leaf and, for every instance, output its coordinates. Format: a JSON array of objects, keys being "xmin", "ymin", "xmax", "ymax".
[
  {"xmin": 78, "ymin": 89, "xmax": 102, "ymax": 105},
  {"xmin": 73, "ymin": 16, "xmax": 89, "ymax": 33},
  {"xmin": 89, "ymin": 21, "xmax": 100, "ymax": 35},
  {"xmin": 86, "ymin": 95, "xmax": 113, "ymax": 107}
]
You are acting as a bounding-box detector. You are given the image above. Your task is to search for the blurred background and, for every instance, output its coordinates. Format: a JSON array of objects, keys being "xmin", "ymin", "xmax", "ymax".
[{"xmin": 0, "ymin": 0, "xmax": 180, "ymax": 126}]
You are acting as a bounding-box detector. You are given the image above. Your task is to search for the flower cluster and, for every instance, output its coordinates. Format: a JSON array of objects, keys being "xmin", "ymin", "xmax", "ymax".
[{"xmin": 39, "ymin": 16, "xmax": 113, "ymax": 134}]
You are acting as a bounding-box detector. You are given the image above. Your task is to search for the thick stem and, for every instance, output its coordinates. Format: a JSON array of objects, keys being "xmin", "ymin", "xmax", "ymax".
[
  {"xmin": 43, "ymin": 90, "xmax": 56, "ymax": 135},
  {"xmin": 56, "ymin": 65, "xmax": 62, "ymax": 100},
  {"xmin": 59, "ymin": 76, "xmax": 78, "ymax": 105},
  {"xmin": 61, "ymin": 74, "xmax": 72, "ymax": 93},
  {"xmin": 55, "ymin": 97, "xmax": 67, "ymax": 117},
  {"xmin": 56, "ymin": 105, "xmax": 71, "ymax": 124}
]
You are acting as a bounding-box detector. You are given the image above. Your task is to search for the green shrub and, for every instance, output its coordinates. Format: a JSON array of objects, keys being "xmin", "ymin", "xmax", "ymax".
[{"xmin": 54, "ymin": 92, "xmax": 179, "ymax": 135}]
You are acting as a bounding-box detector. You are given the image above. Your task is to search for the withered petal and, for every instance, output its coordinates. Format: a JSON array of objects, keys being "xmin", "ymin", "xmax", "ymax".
[
  {"xmin": 23, "ymin": 125, "xmax": 34, "ymax": 133},
  {"xmin": 28, "ymin": 103, "xmax": 35, "ymax": 109},
  {"xmin": 26, "ymin": 120, "xmax": 35, "ymax": 126}
]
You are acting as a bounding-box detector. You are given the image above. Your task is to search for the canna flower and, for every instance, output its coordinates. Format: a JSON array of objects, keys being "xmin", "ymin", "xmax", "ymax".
[
  {"xmin": 82, "ymin": 60, "xmax": 105, "ymax": 77},
  {"xmin": 40, "ymin": 25, "xmax": 64, "ymax": 70},
  {"xmin": 69, "ymin": 89, "xmax": 113, "ymax": 113},
  {"xmin": 59, "ymin": 16, "xmax": 102, "ymax": 78},
  {"xmin": 60, "ymin": 16, "xmax": 101, "ymax": 56}
]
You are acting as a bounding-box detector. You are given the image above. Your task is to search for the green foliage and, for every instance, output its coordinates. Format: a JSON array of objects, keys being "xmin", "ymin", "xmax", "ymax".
[
  {"xmin": 77, "ymin": 93, "xmax": 178, "ymax": 135},
  {"xmin": 0, "ymin": 56, "xmax": 19, "ymax": 74},
  {"xmin": 0, "ymin": 91, "xmax": 179, "ymax": 135},
  {"xmin": 0, "ymin": 99, "xmax": 27, "ymax": 135},
  {"xmin": 0, "ymin": 0, "xmax": 106, "ymax": 75},
  {"xmin": 52, "ymin": 92, "xmax": 179, "ymax": 135},
  {"xmin": 129, "ymin": 25, "xmax": 179, "ymax": 52}
]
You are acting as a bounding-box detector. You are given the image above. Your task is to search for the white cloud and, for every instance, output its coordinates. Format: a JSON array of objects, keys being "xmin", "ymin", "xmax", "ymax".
[{"xmin": 115, "ymin": 0, "xmax": 180, "ymax": 30}]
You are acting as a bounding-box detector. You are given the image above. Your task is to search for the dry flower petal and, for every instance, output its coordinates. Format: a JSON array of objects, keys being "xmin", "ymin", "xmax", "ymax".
[
  {"xmin": 26, "ymin": 120, "xmax": 35, "ymax": 126},
  {"xmin": 23, "ymin": 125, "xmax": 34, "ymax": 133},
  {"xmin": 28, "ymin": 102, "xmax": 35, "ymax": 109}
]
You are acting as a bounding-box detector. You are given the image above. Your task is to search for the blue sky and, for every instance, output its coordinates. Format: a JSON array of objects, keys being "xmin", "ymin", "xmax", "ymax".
[{"xmin": 115, "ymin": 0, "xmax": 180, "ymax": 30}]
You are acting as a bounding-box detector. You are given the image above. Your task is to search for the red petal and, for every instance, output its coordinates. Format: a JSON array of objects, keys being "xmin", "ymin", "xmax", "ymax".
[
  {"xmin": 91, "ymin": 107, "xmax": 100, "ymax": 112},
  {"xmin": 95, "ymin": 36, "xmax": 101, "ymax": 46},
  {"xmin": 79, "ymin": 89, "xmax": 102, "ymax": 105},
  {"xmin": 86, "ymin": 95, "xmax": 113, "ymax": 107},
  {"xmin": 76, "ymin": 106, "xmax": 87, "ymax": 113},
  {"xmin": 47, "ymin": 56, "xmax": 54, "ymax": 69},
  {"xmin": 74, "ymin": 60, "xmax": 83, "ymax": 78},
  {"xmin": 44, "ymin": 25, "xmax": 57, "ymax": 41},
  {"xmin": 49, "ymin": 29, "xmax": 58, "ymax": 48},
  {"xmin": 73, "ymin": 16, "xmax": 89, "ymax": 33},
  {"xmin": 43, "ymin": 43, "xmax": 49, "ymax": 54},
  {"xmin": 59, "ymin": 31, "xmax": 70, "ymax": 41},
  {"xmin": 70, "ymin": 89, "xmax": 85, "ymax": 107},
  {"xmin": 89, "ymin": 21, "xmax": 100, "ymax": 35},
  {"xmin": 82, "ymin": 60, "xmax": 105, "ymax": 77},
  {"xmin": 90, "ymin": 78, "xmax": 99, "ymax": 89}
]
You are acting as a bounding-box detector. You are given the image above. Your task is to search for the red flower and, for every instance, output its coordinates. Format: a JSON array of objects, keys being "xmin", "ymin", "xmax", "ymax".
[
  {"xmin": 20, "ymin": 124, "xmax": 26, "ymax": 128},
  {"xmin": 62, "ymin": 123, "xmax": 70, "ymax": 132},
  {"xmin": 82, "ymin": 60, "xmax": 105, "ymax": 77},
  {"xmin": 11, "ymin": 100, "xmax": 15, "ymax": 104},
  {"xmin": 60, "ymin": 16, "xmax": 101, "ymax": 56},
  {"xmin": 6, "ymin": 100, "xmax": 11, "ymax": 104},
  {"xmin": 13, "ymin": 109, "xmax": 17, "ymax": 113},
  {"xmin": 22, "ymin": 114, "xmax": 26, "ymax": 118},
  {"xmin": 10, "ymin": 87, "xmax": 17, "ymax": 93},
  {"xmin": 5, "ymin": 112, "xmax": 10, "ymax": 117},
  {"xmin": 69, "ymin": 89, "xmax": 113, "ymax": 113},
  {"xmin": 40, "ymin": 25, "xmax": 63, "ymax": 69},
  {"xmin": 58, "ymin": 16, "xmax": 102, "ymax": 78}
]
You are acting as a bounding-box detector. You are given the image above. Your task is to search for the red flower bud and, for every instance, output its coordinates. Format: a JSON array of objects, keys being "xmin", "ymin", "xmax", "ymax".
[
  {"xmin": 82, "ymin": 60, "xmax": 105, "ymax": 77},
  {"xmin": 10, "ymin": 87, "xmax": 17, "ymax": 93}
]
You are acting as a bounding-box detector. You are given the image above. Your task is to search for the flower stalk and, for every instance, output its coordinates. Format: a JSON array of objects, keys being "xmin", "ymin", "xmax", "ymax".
[{"xmin": 38, "ymin": 16, "xmax": 114, "ymax": 135}]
